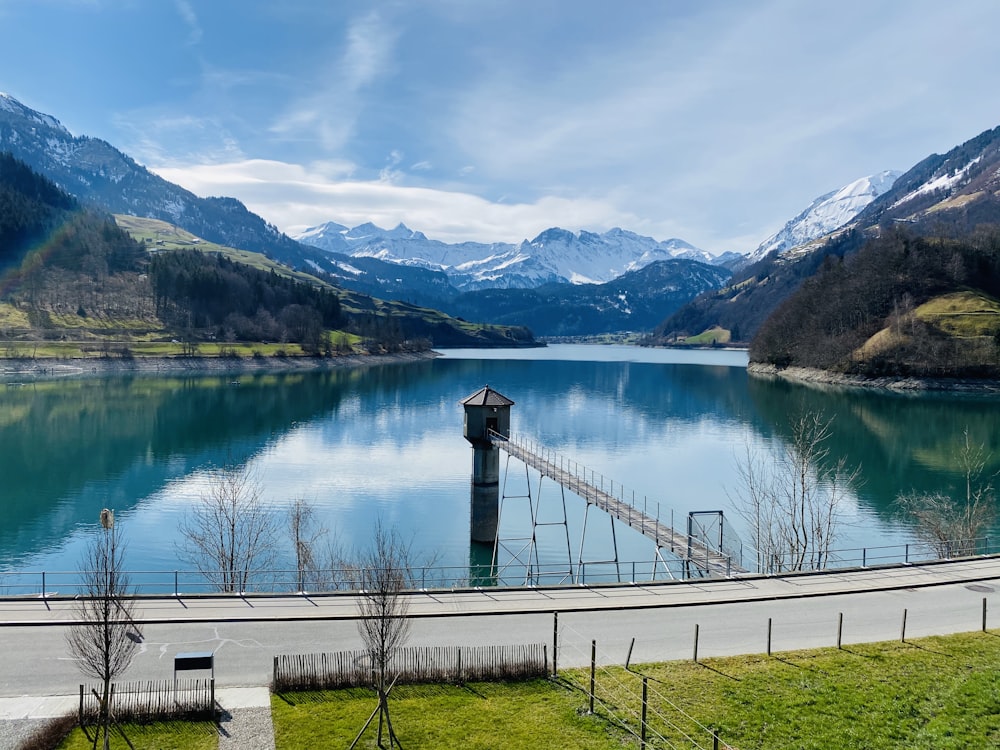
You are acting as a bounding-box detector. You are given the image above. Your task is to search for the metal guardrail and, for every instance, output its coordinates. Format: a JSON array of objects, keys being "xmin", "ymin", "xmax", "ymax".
[{"xmin": 0, "ymin": 537, "xmax": 993, "ymax": 598}]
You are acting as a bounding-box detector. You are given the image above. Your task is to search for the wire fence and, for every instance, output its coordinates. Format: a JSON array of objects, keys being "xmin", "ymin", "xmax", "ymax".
[{"xmin": 559, "ymin": 623, "xmax": 735, "ymax": 749}]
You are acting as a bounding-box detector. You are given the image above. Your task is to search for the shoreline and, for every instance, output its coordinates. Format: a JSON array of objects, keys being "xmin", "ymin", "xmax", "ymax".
[
  {"xmin": 0, "ymin": 349, "xmax": 441, "ymax": 382},
  {"xmin": 747, "ymin": 362, "xmax": 1000, "ymax": 394}
]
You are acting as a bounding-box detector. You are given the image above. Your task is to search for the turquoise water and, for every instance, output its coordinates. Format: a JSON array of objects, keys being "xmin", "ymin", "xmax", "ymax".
[{"xmin": 1, "ymin": 345, "xmax": 998, "ymax": 588}]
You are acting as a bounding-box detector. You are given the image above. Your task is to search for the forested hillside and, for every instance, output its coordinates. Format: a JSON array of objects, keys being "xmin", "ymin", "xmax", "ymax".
[
  {"xmin": 750, "ymin": 229, "xmax": 1000, "ymax": 378},
  {"xmin": 0, "ymin": 153, "xmax": 534, "ymax": 356}
]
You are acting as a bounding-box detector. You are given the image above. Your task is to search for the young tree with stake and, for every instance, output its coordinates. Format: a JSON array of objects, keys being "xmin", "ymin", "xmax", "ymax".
[
  {"xmin": 66, "ymin": 509, "xmax": 141, "ymax": 750},
  {"xmin": 350, "ymin": 521, "xmax": 414, "ymax": 749}
]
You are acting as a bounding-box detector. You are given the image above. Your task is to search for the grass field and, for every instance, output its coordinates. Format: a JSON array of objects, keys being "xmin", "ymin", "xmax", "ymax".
[
  {"xmin": 271, "ymin": 680, "xmax": 624, "ymax": 750},
  {"xmin": 916, "ymin": 290, "xmax": 1000, "ymax": 337},
  {"xmin": 679, "ymin": 325, "xmax": 731, "ymax": 346},
  {"xmin": 57, "ymin": 721, "xmax": 218, "ymax": 749},
  {"xmin": 270, "ymin": 631, "xmax": 1000, "ymax": 749}
]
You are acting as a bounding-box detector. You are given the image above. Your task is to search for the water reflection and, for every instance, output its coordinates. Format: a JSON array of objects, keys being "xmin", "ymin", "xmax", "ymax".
[{"xmin": 1, "ymin": 346, "xmax": 998, "ymax": 579}]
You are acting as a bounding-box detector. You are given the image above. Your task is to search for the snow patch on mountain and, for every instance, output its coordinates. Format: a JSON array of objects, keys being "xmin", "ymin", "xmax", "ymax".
[
  {"xmin": 891, "ymin": 157, "xmax": 982, "ymax": 209},
  {"xmin": 746, "ymin": 170, "xmax": 901, "ymax": 265},
  {"xmin": 293, "ymin": 221, "xmax": 719, "ymax": 291},
  {"xmin": 0, "ymin": 92, "xmax": 68, "ymax": 134}
]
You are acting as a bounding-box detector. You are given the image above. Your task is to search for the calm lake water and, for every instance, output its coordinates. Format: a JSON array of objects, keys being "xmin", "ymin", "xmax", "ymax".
[{"xmin": 2, "ymin": 345, "xmax": 1000, "ymax": 587}]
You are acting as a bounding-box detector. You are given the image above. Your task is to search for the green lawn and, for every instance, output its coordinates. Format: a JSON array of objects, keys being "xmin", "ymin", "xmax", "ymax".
[
  {"xmin": 272, "ymin": 680, "xmax": 626, "ymax": 749},
  {"xmin": 272, "ymin": 631, "xmax": 1000, "ymax": 749},
  {"xmin": 57, "ymin": 721, "xmax": 218, "ymax": 749}
]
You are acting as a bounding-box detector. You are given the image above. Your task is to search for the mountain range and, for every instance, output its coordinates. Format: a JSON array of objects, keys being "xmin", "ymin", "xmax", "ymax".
[
  {"xmin": 650, "ymin": 123, "xmax": 1000, "ymax": 346},
  {"xmin": 296, "ymin": 220, "xmax": 737, "ymax": 290},
  {"xmin": 7, "ymin": 89, "xmax": 988, "ymax": 346}
]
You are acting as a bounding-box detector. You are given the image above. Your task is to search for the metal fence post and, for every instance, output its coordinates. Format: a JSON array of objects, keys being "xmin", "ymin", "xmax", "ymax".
[
  {"xmin": 983, "ymin": 597, "xmax": 988, "ymax": 632},
  {"xmin": 589, "ymin": 640, "xmax": 596, "ymax": 714},
  {"xmin": 837, "ymin": 612, "xmax": 844, "ymax": 649},
  {"xmin": 693, "ymin": 623, "xmax": 700, "ymax": 663},
  {"xmin": 900, "ymin": 608, "xmax": 908, "ymax": 642},
  {"xmin": 641, "ymin": 677, "xmax": 648, "ymax": 749},
  {"xmin": 766, "ymin": 617, "xmax": 772, "ymax": 656},
  {"xmin": 552, "ymin": 611, "xmax": 559, "ymax": 677}
]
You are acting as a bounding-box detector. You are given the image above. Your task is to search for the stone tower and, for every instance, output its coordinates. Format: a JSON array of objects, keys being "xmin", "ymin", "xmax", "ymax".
[{"xmin": 460, "ymin": 385, "xmax": 514, "ymax": 544}]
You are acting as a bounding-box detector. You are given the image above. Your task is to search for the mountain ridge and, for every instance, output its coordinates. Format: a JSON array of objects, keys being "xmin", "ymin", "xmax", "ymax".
[
  {"xmin": 647, "ymin": 125, "xmax": 1000, "ymax": 347},
  {"xmin": 294, "ymin": 219, "xmax": 731, "ymax": 292}
]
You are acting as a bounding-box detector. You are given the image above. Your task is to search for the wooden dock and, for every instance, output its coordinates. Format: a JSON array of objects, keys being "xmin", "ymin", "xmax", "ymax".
[{"xmin": 491, "ymin": 431, "xmax": 744, "ymax": 576}]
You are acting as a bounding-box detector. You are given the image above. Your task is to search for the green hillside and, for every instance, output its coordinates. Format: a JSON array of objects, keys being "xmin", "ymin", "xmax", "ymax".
[{"xmin": 750, "ymin": 230, "xmax": 1000, "ymax": 379}]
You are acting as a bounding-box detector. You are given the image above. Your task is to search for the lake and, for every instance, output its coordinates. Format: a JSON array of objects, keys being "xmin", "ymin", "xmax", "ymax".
[{"xmin": 2, "ymin": 344, "xmax": 999, "ymax": 590}]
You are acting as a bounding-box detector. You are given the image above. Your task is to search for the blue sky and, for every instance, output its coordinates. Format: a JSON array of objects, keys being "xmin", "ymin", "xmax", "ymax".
[{"xmin": 2, "ymin": 1, "xmax": 1000, "ymax": 254}]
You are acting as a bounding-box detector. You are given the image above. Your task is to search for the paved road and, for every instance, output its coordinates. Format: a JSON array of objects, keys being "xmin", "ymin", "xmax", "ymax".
[{"xmin": 1, "ymin": 557, "xmax": 998, "ymax": 697}]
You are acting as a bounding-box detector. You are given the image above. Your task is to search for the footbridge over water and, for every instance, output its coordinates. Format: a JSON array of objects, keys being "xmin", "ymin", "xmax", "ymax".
[
  {"xmin": 461, "ymin": 385, "xmax": 745, "ymax": 583},
  {"xmin": 490, "ymin": 430, "xmax": 746, "ymax": 578}
]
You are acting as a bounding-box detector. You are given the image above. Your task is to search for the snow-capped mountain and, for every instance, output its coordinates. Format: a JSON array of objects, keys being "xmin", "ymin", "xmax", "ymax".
[
  {"xmin": 744, "ymin": 170, "xmax": 901, "ymax": 266},
  {"xmin": 294, "ymin": 221, "xmax": 720, "ymax": 292}
]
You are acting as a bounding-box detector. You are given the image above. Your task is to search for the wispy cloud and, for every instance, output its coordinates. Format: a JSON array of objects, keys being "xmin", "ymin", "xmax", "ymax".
[
  {"xmin": 269, "ymin": 8, "xmax": 398, "ymax": 153},
  {"xmin": 174, "ymin": 0, "xmax": 202, "ymax": 46}
]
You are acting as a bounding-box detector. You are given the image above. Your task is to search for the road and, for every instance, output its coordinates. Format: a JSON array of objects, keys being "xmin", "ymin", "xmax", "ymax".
[{"xmin": 1, "ymin": 556, "xmax": 998, "ymax": 696}]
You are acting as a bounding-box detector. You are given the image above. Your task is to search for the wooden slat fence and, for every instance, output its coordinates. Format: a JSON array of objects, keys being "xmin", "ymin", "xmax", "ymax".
[
  {"xmin": 274, "ymin": 643, "xmax": 548, "ymax": 692},
  {"xmin": 79, "ymin": 678, "xmax": 215, "ymax": 724}
]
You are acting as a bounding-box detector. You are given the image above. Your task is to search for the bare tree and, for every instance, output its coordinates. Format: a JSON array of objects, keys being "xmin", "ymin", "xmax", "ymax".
[
  {"xmin": 897, "ymin": 428, "xmax": 996, "ymax": 558},
  {"xmin": 350, "ymin": 521, "xmax": 414, "ymax": 749},
  {"xmin": 178, "ymin": 463, "xmax": 278, "ymax": 593},
  {"xmin": 731, "ymin": 413, "xmax": 860, "ymax": 573},
  {"xmin": 288, "ymin": 498, "xmax": 327, "ymax": 592},
  {"xmin": 66, "ymin": 509, "xmax": 141, "ymax": 750}
]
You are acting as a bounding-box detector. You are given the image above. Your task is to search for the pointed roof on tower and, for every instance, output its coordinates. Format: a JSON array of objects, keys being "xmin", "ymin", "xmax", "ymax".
[{"xmin": 460, "ymin": 385, "xmax": 515, "ymax": 407}]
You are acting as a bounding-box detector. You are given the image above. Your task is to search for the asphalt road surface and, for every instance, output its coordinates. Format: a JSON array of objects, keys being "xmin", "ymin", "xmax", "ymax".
[{"xmin": 2, "ymin": 556, "xmax": 998, "ymax": 696}]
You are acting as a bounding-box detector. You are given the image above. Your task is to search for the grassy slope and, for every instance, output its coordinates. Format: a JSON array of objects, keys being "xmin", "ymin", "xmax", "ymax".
[
  {"xmin": 915, "ymin": 290, "xmax": 1000, "ymax": 337},
  {"xmin": 855, "ymin": 290, "xmax": 1000, "ymax": 363}
]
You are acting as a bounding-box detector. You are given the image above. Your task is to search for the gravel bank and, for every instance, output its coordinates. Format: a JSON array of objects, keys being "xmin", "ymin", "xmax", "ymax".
[
  {"xmin": 0, "ymin": 350, "xmax": 439, "ymax": 382},
  {"xmin": 747, "ymin": 362, "xmax": 1000, "ymax": 394}
]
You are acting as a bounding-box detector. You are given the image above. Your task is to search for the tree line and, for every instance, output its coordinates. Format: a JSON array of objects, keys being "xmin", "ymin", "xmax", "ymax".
[
  {"xmin": 750, "ymin": 228, "xmax": 1000, "ymax": 377},
  {"xmin": 150, "ymin": 250, "xmax": 343, "ymax": 352}
]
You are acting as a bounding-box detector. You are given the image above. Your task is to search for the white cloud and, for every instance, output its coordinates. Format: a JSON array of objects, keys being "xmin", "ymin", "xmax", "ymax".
[{"xmin": 151, "ymin": 159, "xmax": 643, "ymax": 244}]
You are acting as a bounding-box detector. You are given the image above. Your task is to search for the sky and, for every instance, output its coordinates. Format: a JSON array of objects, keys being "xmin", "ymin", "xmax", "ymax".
[{"xmin": 2, "ymin": 1, "xmax": 1000, "ymax": 255}]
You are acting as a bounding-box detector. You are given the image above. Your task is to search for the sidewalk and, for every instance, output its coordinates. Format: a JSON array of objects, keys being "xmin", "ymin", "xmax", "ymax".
[{"xmin": 2, "ymin": 555, "xmax": 1000, "ymax": 627}]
